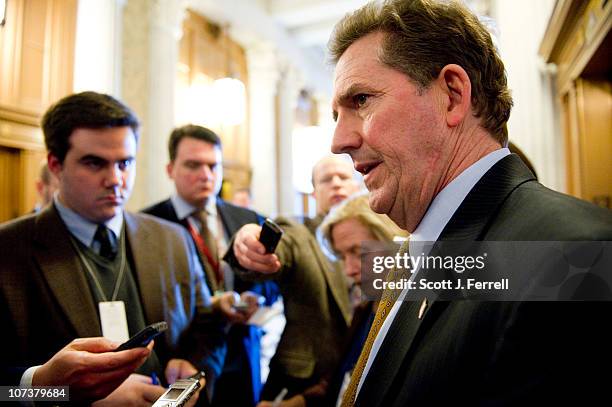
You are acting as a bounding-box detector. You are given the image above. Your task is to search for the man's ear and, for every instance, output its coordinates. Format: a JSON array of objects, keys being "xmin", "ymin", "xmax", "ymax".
[
  {"xmin": 166, "ymin": 162, "xmax": 174, "ymax": 179},
  {"xmin": 35, "ymin": 180, "xmax": 44, "ymax": 196},
  {"xmin": 47, "ymin": 153, "xmax": 62, "ymax": 177},
  {"xmin": 437, "ymin": 64, "xmax": 472, "ymax": 127}
]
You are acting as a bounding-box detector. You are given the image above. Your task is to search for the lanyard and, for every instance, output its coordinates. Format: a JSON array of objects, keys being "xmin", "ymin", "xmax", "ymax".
[
  {"xmin": 184, "ymin": 220, "xmax": 223, "ymax": 287},
  {"xmin": 71, "ymin": 233, "xmax": 127, "ymax": 302}
]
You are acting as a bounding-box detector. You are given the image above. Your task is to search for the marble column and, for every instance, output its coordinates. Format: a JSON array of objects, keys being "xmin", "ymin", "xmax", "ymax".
[
  {"xmin": 73, "ymin": 0, "xmax": 126, "ymax": 94},
  {"xmin": 122, "ymin": 0, "xmax": 186, "ymax": 210},
  {"xmin": 246, "ymin": 44, "xmax": 280, "ymax": 216},
  {"xmin": 277, "ymin": 64, "xmax": 302, "ymax": 217}
]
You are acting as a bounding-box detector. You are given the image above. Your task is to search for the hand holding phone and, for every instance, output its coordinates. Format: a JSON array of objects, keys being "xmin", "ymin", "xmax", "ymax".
[
  {"xmin": 259, "ymin": 218, "xmax": 283, "ymax": 253},
  {"xmin": 114, "ymin": 321, "xmax": 168, "ymax": 352}
]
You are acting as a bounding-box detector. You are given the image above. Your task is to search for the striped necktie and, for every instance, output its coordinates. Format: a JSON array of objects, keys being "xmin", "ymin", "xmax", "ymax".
[
  {"xmin": 194, "ymin": 209, "xmax": 219, "ymax": 264},
  {"xmin": 341, "ymin": 239, "xmax": 411, "ymax": 406}
]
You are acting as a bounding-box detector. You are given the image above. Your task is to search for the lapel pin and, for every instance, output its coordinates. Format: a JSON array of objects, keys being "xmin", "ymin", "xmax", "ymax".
[{"xmin": 418, "ymin": 298, "xmax": 428, "ymax": 320}]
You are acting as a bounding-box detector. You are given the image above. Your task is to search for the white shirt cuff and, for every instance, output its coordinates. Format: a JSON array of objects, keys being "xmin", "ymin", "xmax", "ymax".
[
  {"xmin": 18, "ymin": 366, "xmax": 40, "ymax": 407},
  {"xmin": 20, "ymin": 365, "xmax": 40, "ymax": 387}
]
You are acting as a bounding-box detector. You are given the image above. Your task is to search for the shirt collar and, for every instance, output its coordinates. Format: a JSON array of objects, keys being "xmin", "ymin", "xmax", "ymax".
[
  {"xmin": 171, "ymin": 194, "xmax": 217, "ymax": 220},
  {"xmin": 53, "ymin": 196, "xmax": 124, "ymax": 247},
  {"xmin": 410, "ymin": 148, "xmax": 510, "ymax": 252}
]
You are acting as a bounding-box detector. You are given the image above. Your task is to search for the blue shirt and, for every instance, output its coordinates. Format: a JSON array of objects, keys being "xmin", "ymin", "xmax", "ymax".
[{"xmin": 54, "ymin": 196, "xmax": 123, "ymax": 253}]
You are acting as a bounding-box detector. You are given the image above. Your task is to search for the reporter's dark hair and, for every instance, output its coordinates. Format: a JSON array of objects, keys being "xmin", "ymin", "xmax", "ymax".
[
  {"xmin": 42, "ymin": 91, "xmax": 140, "ymax": 163},
  {"xmin": 168, "ymin": 124, "xmax": 222, "ymax": 161}
]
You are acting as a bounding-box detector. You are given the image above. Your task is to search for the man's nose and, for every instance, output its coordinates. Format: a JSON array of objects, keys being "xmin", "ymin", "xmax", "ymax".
[
  {"xmin": 104, "ymin": 164, "xmax": 122, "ymax": 187},
  {"xmin": 200, "ymin": 164, "xmax": 214, "ymax": 180},
  {"xmin": 345, "ymin": 255, "xmax": 360, "ymax": 277},
  {"xmin": 330, "ymin": 175, "xmax": 342, "ymax": 187},
  {"xmin": 332, "ymin": 112, "xmax": 361, "ymax": 154}
]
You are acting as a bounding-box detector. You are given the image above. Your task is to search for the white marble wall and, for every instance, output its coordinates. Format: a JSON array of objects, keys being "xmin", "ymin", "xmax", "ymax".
[
  {"xmin": 247, "ymin": 45, "xmax": 280, "ymax": 217},
  {"xmin": 120, "ymin": 0, "xmax": 313, "ymax": 213},
  {"xmin": 121, "ymin": 0, "xmax": 185, "ymax": 211},
  {"xmin": 277, "ymin": 65, "xmax": 302, "ymax": 217},
  {"xmin": 73, "ymin": 0, "xmax": 125, "ymax": 95},
  {"xmin": 491, "ymin": 0, "xmax": 563, "ymax": 191}
]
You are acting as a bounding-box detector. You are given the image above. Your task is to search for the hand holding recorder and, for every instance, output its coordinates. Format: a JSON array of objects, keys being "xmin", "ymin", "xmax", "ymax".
[
  {"xmin": 232, "ymin": 219, "xmax": 284, "ymax": 274},
  {"xmin": 152, "ymin": 370, "xmax": 205, "ymax": 407}
]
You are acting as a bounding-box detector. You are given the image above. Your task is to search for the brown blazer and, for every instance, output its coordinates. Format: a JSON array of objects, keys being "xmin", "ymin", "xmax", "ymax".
[
  {"xmin": 229, "ymin": 217, "xmax": 351, "ymax": 381},
  {"xmin": 0, "ymin": 204, "xmax": 217, "ymax": 377}
]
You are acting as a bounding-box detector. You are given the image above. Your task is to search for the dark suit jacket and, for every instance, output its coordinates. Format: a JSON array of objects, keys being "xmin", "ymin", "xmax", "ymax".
[
  {"xmin": 143, "ymin": 197, "xmax": 273, "ymax": 294},
  {"xmin": 0, "ymin": 205, "xmax": 219, "ymax": 385},
  {"xmin": 356, "ymin": 154, "xmax": 612, "ymax": 406},
  {"xmin": 143, "ymin": 197, "xmax": 278, "ymax": 404}
]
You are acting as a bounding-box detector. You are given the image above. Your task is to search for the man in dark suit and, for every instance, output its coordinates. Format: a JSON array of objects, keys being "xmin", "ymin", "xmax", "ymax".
[
  {"xmin": 0, "ymin": 92, "xmax": 210, "ymax": 405},
  {"xmin": 325, "ymin": 1, "xmax": 612, "ymax": 406},
  {"xmin": 143, "ymin": 124, "xmax": 278, "ymax": 406}
]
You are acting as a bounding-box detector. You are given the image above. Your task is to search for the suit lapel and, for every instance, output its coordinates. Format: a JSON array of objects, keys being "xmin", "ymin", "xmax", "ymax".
[
  {"xmin": 161, "ymin": 199, "xmax": 181, "ymax": 224},
  {"xmin": 33, "ymin": 205, "xmax": 100, "ymax": 337},
  {"xmin": 216, "ymin": 199, "xmax": 234, "ymax": 237},
  {"xmin": 359, "ymin": 154, "xmax": 536, "ymax": 405},
  {"xmin": 439, "ymin": 154, "xmax": 536, "ymax": 241},
  {"xmin": 125, "ymin": 213, "xmax": 164, "ymax": 324},
  {"xmin": 217, "ymin": 198, "xmax": 247, "ymax": 237},
  {"xmin": 356, "ymin": 299, "xmax": 417, "ymax": 406}
]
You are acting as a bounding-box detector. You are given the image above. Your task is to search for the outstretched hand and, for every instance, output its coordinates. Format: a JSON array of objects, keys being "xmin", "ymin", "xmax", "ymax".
[
  {"xmin": 233, "ymin": 224, "xmax": 281, "ymax": 273},
  {"xmin": 33, "ymin": 337, "xmax": 153, "ymax": 402}
]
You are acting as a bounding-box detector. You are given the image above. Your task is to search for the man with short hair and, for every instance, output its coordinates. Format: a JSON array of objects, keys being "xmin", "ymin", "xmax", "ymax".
[
  {"xmin": 0, "ymin": 92, "xmax": 210, "ymax": 405},
  {"xmin": 143, "ymin": 124, "xmax": 278, "ymax": 406},
  {"xmin": 304, "ymin": 155, "xmax": 359, "ymax": 234},
  {"xmin": 325, "ymin": 0, "xmax": 612, "ymax": 405}
]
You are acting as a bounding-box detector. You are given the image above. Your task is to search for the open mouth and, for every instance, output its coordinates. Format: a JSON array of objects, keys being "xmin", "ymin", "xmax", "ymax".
[
  {"xmin": 355, "ymin": 161, "xmax": 381, "ymax": 176},
  {"xmin": 331, "ymin": 194, "xmax": 346, "ymax": 204}
]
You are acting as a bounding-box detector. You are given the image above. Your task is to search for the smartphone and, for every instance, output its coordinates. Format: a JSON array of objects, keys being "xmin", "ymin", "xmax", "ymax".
[
  {"xmin": 114, "ymin": 321, "xmax": 168, "ymax": 352},
  {"xmin": 152, "ymin": 375, "xmax": 201, "ymax": 407},
  {"xmin": 259, "ymin": 218, "xmax": 283, "ymax": 253}
]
